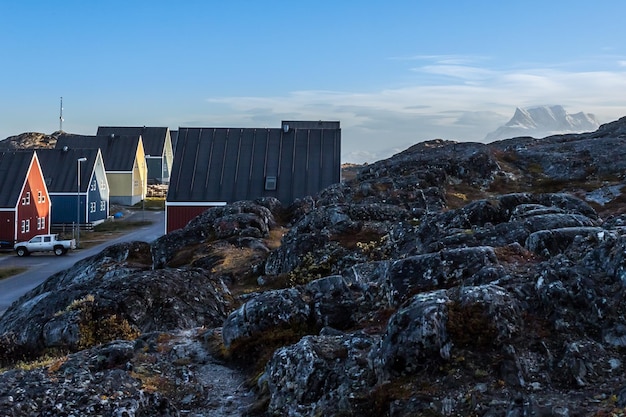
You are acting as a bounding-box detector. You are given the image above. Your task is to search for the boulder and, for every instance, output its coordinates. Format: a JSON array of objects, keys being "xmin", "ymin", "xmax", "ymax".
[{"xmin": 259, "ymin": 332, "xmax": 376, "ymax": 416}]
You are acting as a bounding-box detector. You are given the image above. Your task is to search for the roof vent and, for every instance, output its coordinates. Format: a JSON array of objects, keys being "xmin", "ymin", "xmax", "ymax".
[
  {"xmin": 110, "ymin": 134, "xmax": 115, "ymax": 139},
  {"xmin": 62, "ymin": 146, "xmax": 68, "ymax": 152},
  {"xmin": 283, "ymin": 124, "xmax": 289, "ymax": 133}
]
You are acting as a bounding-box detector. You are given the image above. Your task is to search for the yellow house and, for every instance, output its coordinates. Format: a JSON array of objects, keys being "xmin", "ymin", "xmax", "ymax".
[{"xmin": 55, "ymin": 134, "xmax": 147, "ymax": 206}]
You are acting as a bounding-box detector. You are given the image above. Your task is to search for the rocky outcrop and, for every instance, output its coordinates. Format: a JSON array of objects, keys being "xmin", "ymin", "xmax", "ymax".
[
  {"xmin": 3, "ymin": 120, "xmax": 626, "ymax": 416},
  {"xmin": 0, "ymin": 242, "xmax": 233, "ymax": 362}
]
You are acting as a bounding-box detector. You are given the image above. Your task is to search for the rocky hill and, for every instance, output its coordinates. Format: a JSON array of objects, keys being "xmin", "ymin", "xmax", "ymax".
[
  {"xmin": 0, "ymin": 131, "xmax": 63, "ymax": 150},
  {"xmin": 2, "ymin": 117, "xmax": 626, "ymax": 416},
  {"xmin": 485, "ymin": 105, "xmax": 599, "ymax": 142}
]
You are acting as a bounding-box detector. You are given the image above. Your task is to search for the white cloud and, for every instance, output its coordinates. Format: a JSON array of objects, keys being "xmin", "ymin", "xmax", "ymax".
[{"xmin": 195, "ymin": 61, "xmax": 626, "ymax": 164}]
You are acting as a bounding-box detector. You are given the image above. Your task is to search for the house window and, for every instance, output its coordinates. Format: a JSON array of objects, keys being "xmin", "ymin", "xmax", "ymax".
[
  {"xmin": 41, "ymin": 217, "xmax": 45, "ymax": 230},
  {"xmin": 37, "ymin": 217, "xmax": 42, "ymax": 230},
  {"xmin": 91, "ymin": 180, "xmax": 97, "ymax": 191},
  {"xmin": 21, "ymin": 220, "xmax": 26, "ymax": 233},
  {"xmin": 90, "ymin": 202, "xmax": 96, "ymax": 213},
  {"xmin": 100, "ymin": 201, "xmax": 106, "ymax": 211},
  {"xmin": 265, "ymin": 176, "xmax": 277, "ymax": 191},
  {"xmin": 22, "ymin": 191, "xmax": 31, "ymax": 205},
  {"xmin": 38, "ymin": 190, "xmax": 45, "ymax": 203},
  {"xmin": 100, "ymin": 181, "xmax": 106, "ymax": 191}
]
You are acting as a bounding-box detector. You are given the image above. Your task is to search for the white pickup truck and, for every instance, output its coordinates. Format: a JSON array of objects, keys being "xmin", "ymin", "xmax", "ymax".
[{"xmin": 14, "ymin": 234, "xmax": 76, "ymax": 257}]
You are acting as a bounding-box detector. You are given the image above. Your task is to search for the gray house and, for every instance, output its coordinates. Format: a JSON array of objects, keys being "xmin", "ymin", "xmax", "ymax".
[
  {"xmin": 166, "ymin": 121, "xmax": 341, "ymax": 232},
  {"xmin": 97, "ymin": 126, "xmax": 174, "ymax": 184}
]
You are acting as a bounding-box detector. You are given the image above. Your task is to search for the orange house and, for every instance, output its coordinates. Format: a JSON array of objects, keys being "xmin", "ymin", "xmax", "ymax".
[{"xmin": 0, "ymin": 151, "xmax": 51, "ymax": 244}]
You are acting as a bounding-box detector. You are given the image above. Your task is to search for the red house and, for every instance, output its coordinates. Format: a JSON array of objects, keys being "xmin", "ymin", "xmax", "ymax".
[
  {"xmin": 166, "ymin": 122, "xmax": 341, "ymax": 233},
  {"xmin": 0, "ymin": 151, "xmax": 51, "ymax": 245}
]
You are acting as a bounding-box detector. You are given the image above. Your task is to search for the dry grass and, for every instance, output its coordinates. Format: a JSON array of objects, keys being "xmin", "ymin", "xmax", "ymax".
[{"xmin": 0, "ymin": 267, "xmax": 27, "ymax": 280}]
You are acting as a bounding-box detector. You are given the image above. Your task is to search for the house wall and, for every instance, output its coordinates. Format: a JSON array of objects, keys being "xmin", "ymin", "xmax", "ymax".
[
  {"xmin": 166, "ymin": 205, "xmax": 213, "ymax": 234},
  {"xmin": 91, "ymin": 153, "xmax": 109, "ymax": 222},
  {"xmin": 107, "ymin": 172, "xmax": 132, "ymax": 205},
  {"xmin": 86, "ymin": 174, "xmax": 108, "ymax": 224},
  {"xmin": 162, "ymin": 135, "xmax": 174, "ymax": 184},
  {"xmin": 146, "ymin": 157, "xmax": 161, "ymax": 184},
  {"xmin": 129, "ymin": 141, "xmax": 147, "ymax": 205},
  {"xmin": 0, "ymin": 211, "xmax": 15, "ymax": 243},
  {"xmin": 49, "ymin": 194, "xmax": 84, "ymax": 224},
  {"xmin": 18, "ymin": 161, "xmax": 51, "ymax": 241}
]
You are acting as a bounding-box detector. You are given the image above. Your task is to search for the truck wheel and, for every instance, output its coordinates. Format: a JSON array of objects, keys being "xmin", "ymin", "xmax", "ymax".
[
  {"xmin": 16, "ymin": 247, "xmax": 28, "ymax": 257},
  {"xmin": 54, "ymin": 246, "xmax": 65, "ymax": 256}
]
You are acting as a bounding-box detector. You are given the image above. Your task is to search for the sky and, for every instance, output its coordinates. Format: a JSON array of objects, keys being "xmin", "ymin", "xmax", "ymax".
[{"xmin": 2, "ymin": 1, "xmax": 626, "ymax": 164}]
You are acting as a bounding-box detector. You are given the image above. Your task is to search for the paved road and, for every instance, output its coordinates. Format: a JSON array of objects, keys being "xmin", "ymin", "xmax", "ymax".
[{"xmin": 0, "ymin": 210, "xmax": 165, "ymax": 316}]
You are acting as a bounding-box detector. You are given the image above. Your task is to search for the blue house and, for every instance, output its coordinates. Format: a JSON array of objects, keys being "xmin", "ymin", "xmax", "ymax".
[{"xmin": 35, "ymin": 148, "xmax": 110, "ymax": 226}]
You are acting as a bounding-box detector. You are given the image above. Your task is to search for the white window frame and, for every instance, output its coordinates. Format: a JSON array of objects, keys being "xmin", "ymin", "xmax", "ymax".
[
  {"xmin": 90, "ymin": 202, "xmax": 96, "ymax": 213},
  {"xmin": 100, "ymin": 201, "xmax": 106, "ymax": 211},
  {"xmin": 22, "ymin": 191, "xmax": 31, "ymax": 205}
]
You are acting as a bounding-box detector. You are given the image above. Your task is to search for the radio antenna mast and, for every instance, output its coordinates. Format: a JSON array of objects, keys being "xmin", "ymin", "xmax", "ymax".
[{"xmin": 59, "ymin": 97, "xmax": 64, "ymax": 131}]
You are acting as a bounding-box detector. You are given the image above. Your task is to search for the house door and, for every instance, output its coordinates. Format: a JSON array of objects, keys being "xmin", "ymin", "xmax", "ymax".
[{"xmin": 0, "ymin": 217, "xmax": 15, "ymax": 243}]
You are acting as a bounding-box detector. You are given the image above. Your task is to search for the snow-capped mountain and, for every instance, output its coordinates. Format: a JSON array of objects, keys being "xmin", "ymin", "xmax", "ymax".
[{"xmin": 484, "ymin": 105, "xmax": 599, "ymax": 142}]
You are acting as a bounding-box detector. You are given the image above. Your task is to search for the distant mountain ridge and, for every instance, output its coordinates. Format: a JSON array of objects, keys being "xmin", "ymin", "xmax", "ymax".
[{"xmin": 485, "ymin": 105, "xmax": 599, "ymax": 142}]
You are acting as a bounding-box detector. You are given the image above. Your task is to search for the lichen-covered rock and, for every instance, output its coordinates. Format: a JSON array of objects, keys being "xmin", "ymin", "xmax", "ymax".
[
  {"xmin": 303, "ymin": 275, "xmax": 357, "ymax": 329},
  {"xmin": 526, "ymin": 226, "xmax": 605, "ymax": 256},
  {"xmin": 0, "ymin": 243, "xmax": 232, "ymax": 362},
  {"xmin": 221, "ymin": 288, "xmax": 311, "ymax": 350},
  {"xmin": 259, "ymin": 332, "xmax": 376, "ymax": 417},
  {"xmin": 369, "ymin": 290, "xmax": 451, "ymax": 383},
  {"xmin": 151, "ymin": 200, "xmax": 276, "ymax": 268},
  {"xmin": 386, "ymin": 246, "xmax": 502, "ymax": 305},
  {"xmin": 0, "ymin": 340, "xmax": 180, "ymax": 417}
]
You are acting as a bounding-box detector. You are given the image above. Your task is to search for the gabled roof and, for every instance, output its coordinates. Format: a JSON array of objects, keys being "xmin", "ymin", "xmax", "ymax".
[
  {"xmin": 0, "ymin": 150, "xmax": 36, "ymax": 208},
  {"xmin": 55, "ymin": 134, "xmax": 141, "ymax": 171},
  {"xmin": 170, "ymin": 130, "xmax": 178, "ymax": 153},
  {"xmin": 96, "ymin": 126, "xmax": 168, "ymax": 157},
  {"xmin": 35, "ymin": 148, "xmax": 100, "ymax": 193},
  {"xmin": 168, "ymin": 125, "xmax": 341, "ymax": 205}
]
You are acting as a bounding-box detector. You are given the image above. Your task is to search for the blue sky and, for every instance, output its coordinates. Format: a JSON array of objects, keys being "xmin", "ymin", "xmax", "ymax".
[{"xmin": 2, "ymin": 1, "xmax": 626, "ymax": 163}]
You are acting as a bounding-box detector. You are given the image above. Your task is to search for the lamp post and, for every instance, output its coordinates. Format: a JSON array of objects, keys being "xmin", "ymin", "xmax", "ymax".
[{"xmin": 77, "ymin": 157, "xmax": 87, "ymax": 248}]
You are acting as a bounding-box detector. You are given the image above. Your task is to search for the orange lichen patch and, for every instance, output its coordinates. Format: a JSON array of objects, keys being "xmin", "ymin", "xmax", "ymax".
[{"xmin": 494, "ymin": 245, "xmax": 541, "ymax": 265}]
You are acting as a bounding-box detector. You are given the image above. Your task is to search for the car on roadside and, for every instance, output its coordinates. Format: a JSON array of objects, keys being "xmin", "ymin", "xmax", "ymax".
[
  {"xmin": 14, "ymin": 234, "xmax": 76, "ymax": 257},
  {"xmin": 0, "ymin": 240, "xmax": 13, "ymax": 251}
]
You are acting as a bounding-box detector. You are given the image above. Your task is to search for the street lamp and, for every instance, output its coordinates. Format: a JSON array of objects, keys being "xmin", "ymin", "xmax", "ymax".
[{"xmin": 77, "ymin": 157, "xmax": 87, "ymax": 248}]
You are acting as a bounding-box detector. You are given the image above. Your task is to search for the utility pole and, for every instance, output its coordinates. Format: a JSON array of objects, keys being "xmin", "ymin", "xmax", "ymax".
[{"xmin": 59, "ymin": 97, "xmax": 64, "ymax": 131}]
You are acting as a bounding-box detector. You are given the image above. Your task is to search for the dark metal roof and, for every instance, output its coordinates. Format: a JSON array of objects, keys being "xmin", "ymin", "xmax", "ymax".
[
  {"xmin": 55, "ymin": 134, "xmax": 141, "ymax": 171},
  {"xmin": 35, "ymin": 148, "xmax": 100, "ymax": 193},
  {"xmin": 0, "ymin": 150, "xmax": 35, "ymax": 208},
  {"xmin": 167, "ymin": 126, "xmax": 341, "ymax": 204},
  {"xmin": 96, "ymin": 126, "xmax": 168, "ymax": 157},
  {"xmin": 282, "ymin": 120, "xmax": 341, "ymax": 129}
]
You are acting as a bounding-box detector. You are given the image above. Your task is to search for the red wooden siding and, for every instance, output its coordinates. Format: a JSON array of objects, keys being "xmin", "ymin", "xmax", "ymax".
[
  {"xmin": 16, "ymin": 156, "xmax": 51, "ymax": 241},
  {"xmin": 166, "ymin": 205, "xmax": 214, "ymax": 233}
]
